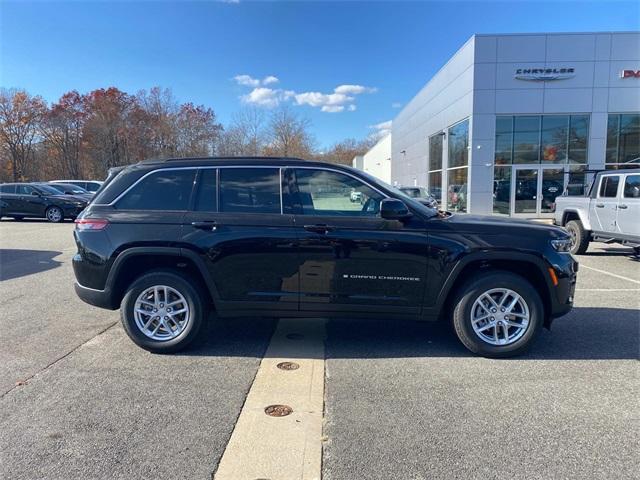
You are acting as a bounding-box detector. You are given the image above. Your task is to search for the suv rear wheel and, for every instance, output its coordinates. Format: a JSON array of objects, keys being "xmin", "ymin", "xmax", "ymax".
[
  {"xmin": 565, "ymin": 220, "xmax": 589, "ymax": 255},
  {"xmin": 120, "ymin": 271, "xmax": 205, "ymax": 353},
  {"xmin": 452, "ymin": 271, "xmax": 543, "ymax": 358}
]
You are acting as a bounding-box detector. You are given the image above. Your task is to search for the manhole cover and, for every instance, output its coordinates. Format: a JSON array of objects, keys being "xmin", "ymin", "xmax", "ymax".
[
  {"xmin": 286, "ymin": 333, "xmax": 304, "ymax": 340},
  {"xmin": 277, "ymin": 361, "xmax": 300, "ymax": 371},
  {"xmin": 264, "ymin": 404, "xmax": 293, "ymax": 417}
]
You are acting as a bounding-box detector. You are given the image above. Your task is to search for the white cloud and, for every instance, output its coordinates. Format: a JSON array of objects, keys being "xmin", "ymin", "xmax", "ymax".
[
  {"xmin": 369, "ymin": 120, "xmax": 392, "ymax": 139},
  {"xmin": 392, "ymin": 102, "xmax": 403, "ymax": 109},
  {"xmin": 334, "ymin": 84, "xmax": 377, "ymax": 95},
  {"xmin": 321, "ymin": 105, "xmax": 345, "ymax": 113},
  {"xmin": 234, "ymin": 74, "xmax": 261, "ymax": 87},
  {"xmin": 234, "ymin": 74, "xmax": 376, "ymax": 112},
  {"xmin": 241, "ymin": 87, "xmax": 283, "ymax": 107}
]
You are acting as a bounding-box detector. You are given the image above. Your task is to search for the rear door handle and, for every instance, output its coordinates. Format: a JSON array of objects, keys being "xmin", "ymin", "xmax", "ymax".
[
  {"xmin": 191, "ymin": 221, "xmax": 218, "ymax": 231},
  {"xmin": 618, "ymin": 204, "xmax": 628, "ymax": 209},
  {"xmin": 304, "ymin": 224, "xmax": 335, "ymax": 234},
  {"xmin": 595, "ymin": 203, "xmax": 605, "ymax": 208}
]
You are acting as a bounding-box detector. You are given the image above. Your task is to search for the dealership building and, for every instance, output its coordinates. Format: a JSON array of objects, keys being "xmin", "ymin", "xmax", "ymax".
[{"xmin": 385, "ymin": 32, "xmax": 640, "ymax": 217}]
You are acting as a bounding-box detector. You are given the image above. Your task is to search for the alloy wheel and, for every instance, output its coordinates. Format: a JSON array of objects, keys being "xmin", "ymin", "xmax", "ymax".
[
  {"xmin": 133, "ymin": 285, "xmax": 190, "ymax": 341},
  {"xmin": 470, "ymin": 288, "xmax": 530, "ymax": 346},
  {"xmin": 47, "ymin": 207, "xmax": 63, "ymax": 222}
]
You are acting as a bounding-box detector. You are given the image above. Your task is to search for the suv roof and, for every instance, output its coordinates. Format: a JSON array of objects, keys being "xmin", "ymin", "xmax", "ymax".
[{"xmin": 138, "ymin": 156, "xmax": 317, "ymax": 168}]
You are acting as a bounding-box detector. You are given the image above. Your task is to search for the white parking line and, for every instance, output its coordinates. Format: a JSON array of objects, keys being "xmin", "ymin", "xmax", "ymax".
[
  {"xmin": 579, "ymin": 264, "xmax": 640, "ymax": 285},
  {"xmin": 214, "ymin": 318, "xmax": 325, "ymax": 480},
  {"xmin": 575, "ymin": 288, "xmax": 640, "ymax": 291}
]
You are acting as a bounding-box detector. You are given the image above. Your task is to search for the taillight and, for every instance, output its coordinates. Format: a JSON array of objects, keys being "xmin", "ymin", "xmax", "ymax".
[{"xmin": 74, "ymin": 218, "xmax": 109, "ymax": 231}]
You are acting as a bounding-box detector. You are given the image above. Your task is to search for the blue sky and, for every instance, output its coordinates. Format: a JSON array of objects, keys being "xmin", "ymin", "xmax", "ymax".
[{"xmin": 1, "ymin": 1, "xmax": 638, "ymax": 148}]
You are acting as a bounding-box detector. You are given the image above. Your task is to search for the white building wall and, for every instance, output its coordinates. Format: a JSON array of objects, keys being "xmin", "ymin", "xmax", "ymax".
[
  {"xmin": 391, "ymin": 36, "xmax": 475, "ymax": 189},
  {"xmin": 392, "ymin": 31, "xmax": 640, "ymax": 216},
  {"xmin": 361, "ymin": 134, "xmax": 392, "ymax": 183}
]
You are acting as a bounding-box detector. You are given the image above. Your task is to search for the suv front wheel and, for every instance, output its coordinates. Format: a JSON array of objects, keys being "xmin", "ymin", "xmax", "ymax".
[
  {"xmin": 120, "ymin": 271, "xmax": 205, "ymax": 353},
  {"xmin": 452, "ymin": 271, "xmax": 543, "ymax": 358}
]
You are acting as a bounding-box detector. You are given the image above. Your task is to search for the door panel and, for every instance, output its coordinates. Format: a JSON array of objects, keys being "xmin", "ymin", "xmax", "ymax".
[
  {"xmin": 592, "ymin": 175, "xmax": 620, "ymax": 233},
  {"xmin": 183, "ymin": 212, "xmax": 300, "ymax": 309},
  {"xmin": 617, "ymin": 174, "xmax": 640, "ymax": 237},
  {"xmin": 290, "ymin": 167, "xmax": 429, "ymax": 314}
]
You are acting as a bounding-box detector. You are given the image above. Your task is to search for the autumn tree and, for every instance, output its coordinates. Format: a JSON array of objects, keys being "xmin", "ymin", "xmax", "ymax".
[
  {"xmin": 82, "ymin": 87, "xmax": 135, "ymax": 174},
  {"xmin": 263, "ymin": 106, "xmax": 315, "ymax": 158},
  {"xmin": 175, "ymin": 103, "xmax": 222, "ymax": 157},
  {"xmin": 319, "ymin": 137, "xmax": 378, "ymax": 165},
  {"xmin": 0, "ymin": 88, "xmax": 47, "ymax": 181},
  {"xmin": 39, "ymin": 90, "xmax": 86, "ymax": 178}
]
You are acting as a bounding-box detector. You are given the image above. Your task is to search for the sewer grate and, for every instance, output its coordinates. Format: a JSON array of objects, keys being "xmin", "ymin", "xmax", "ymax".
[
  {"xmin": 264, "ymin": 404, "xmax": 293, "ymax": 417},
  {"xmin": 277, "ymin": 361, "xmax": 300, "ymax": 371},
  {"xmin": 285, "ymin": 333, "xmax": 304, "ymax": 340}
]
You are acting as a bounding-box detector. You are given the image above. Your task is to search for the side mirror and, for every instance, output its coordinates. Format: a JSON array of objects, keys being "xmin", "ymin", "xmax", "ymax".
[{"xmin": 380, "ymin": 198, "xmax": 411, "ymax": 220}]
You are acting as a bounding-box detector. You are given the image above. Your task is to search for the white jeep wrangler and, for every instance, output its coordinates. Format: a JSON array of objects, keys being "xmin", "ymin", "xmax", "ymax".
[{"xmin": 554, "ymin": 168, "xmax": 640, "ymax": 255}]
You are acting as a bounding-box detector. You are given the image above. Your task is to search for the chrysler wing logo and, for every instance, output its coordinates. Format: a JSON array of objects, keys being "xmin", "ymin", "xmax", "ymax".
[{"xmin": 515, "ymin": 67, "xmax": 575, "ymax": 81}]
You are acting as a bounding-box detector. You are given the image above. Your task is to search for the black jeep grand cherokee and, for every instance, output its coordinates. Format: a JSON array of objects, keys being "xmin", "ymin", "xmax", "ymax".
[{"xmin": 73, "ymin": 157, "xmax": 577, "ymax": 357}]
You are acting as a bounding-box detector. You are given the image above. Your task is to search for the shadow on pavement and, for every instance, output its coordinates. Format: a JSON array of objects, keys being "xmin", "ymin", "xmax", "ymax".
[
  {"xmin": 184, "ymin": 307, "xmax": 638, "ymax": 361},
  {"xmin": 0, "ymin": 249, "xmax": 63, "ymax": 281}
]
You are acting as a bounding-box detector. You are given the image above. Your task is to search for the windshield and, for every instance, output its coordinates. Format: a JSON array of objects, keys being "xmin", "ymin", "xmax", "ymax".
[{"xmin": 355, "ymin": 170, "xmax": 439, "ymax": 218}]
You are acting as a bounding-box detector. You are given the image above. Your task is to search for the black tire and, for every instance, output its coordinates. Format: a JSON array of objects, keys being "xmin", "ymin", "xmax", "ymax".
[
  {"xmin": 120, "ymin": 271, "xmax": 205, "ymax": 353},
  {"xmin": 45, "ymin": 206, "xmax": 64, "ymax": 223},
  {"xmin": 452, "ymin": 271, "xmax": 544, "ymax": 358},
  {"xmin": 565, "ymin": 220, "xmax": 589, "ymax": 255}
]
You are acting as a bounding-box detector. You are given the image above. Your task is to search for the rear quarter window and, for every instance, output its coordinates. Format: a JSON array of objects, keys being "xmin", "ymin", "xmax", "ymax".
[
  {"xmin": 0, "ymin": 185, "xmax": 15, "ymax": 193},
  {"xmin": 116, "ymin": 170, "xmax": 196, "ymax": 210}
]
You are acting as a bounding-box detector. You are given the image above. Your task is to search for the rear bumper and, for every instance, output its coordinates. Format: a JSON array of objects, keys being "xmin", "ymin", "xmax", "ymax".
[{"xmin": 74, "ymin": 282, "xmax": 118, "ymax": 310}]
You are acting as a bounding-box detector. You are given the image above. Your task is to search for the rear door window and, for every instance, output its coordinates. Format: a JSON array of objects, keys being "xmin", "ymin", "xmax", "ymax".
[
  {"xmin": 117, "ymin": 170, "xmax": 196, "ymax": 210},
  {"xmin": 16, "ymin": 185, "xmax": 36, "ymax": 195},
  {"xmin": 219, "ymin": 168, "xmax": 281, "ymax": 214},
  {"xmin": 598, "ymin": 176, "xmax": 620, "ymax": 198}
]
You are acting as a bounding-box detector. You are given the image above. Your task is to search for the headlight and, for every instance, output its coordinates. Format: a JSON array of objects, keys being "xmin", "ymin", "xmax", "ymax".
[{"xmin": 551, "ymin": 238, "xmax": 572, "ymax": 252}]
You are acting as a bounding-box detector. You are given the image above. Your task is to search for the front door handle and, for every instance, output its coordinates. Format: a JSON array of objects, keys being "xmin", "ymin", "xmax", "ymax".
[
  {"xmin": 595, "ymin": 203, "xmax": 605, "ymax": 208},
  {"xmin": 618, "ymin": 204, "xmax": 628, "ymax": 209},
  {"xmin": 304, "ymin": 224, "xmax": 335, "ymax": 234},
  {"xmin": 191, "ymin": 221, "xmax": 218, "ymax": 231}
]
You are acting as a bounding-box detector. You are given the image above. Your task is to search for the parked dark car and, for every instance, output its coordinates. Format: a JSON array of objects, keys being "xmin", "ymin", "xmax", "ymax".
[
  {"xmin": 51, "ymin": 179, "xmax": 104, "ymax": 192},
  {"xmin": 73, "ymin": 157, "xmax": 577, "ymax": 358},
  {"xmin": 38, "ymin": 182, "xmax": 93, "ymax": 202},
  {"xmin": 0, "ymin": 183, "xmax": 87, "ymax": 222}
]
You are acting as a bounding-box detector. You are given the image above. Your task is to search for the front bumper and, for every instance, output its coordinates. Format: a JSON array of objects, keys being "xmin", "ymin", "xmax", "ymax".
[{"xmin": 548, "ymin": 254, "xmax": 578, "ymax": 319}]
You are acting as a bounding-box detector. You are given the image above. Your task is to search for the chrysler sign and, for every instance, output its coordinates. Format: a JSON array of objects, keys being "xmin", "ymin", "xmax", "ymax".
[{"xmin": 515, "ymin": 67, "xmax": 575, "ymax": 81}]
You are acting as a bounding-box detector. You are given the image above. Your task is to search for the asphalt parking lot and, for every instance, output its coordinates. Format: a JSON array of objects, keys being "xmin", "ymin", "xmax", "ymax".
[{"xmin": 0, "ymin": 220, "xmax": 638, "ymax": 480}]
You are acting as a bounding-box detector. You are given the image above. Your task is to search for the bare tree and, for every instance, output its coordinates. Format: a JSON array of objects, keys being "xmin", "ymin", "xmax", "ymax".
[
  {"xmin": 135, "ymin": 87, "xmax": 179, "ymax": 158},
  {"xmin": 264, "ymin": 106, "xmax": 315, "ymax": 158},
  {"xmin": 0, "ymin": 88, "xmax": 47, "ymax": 180}
]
